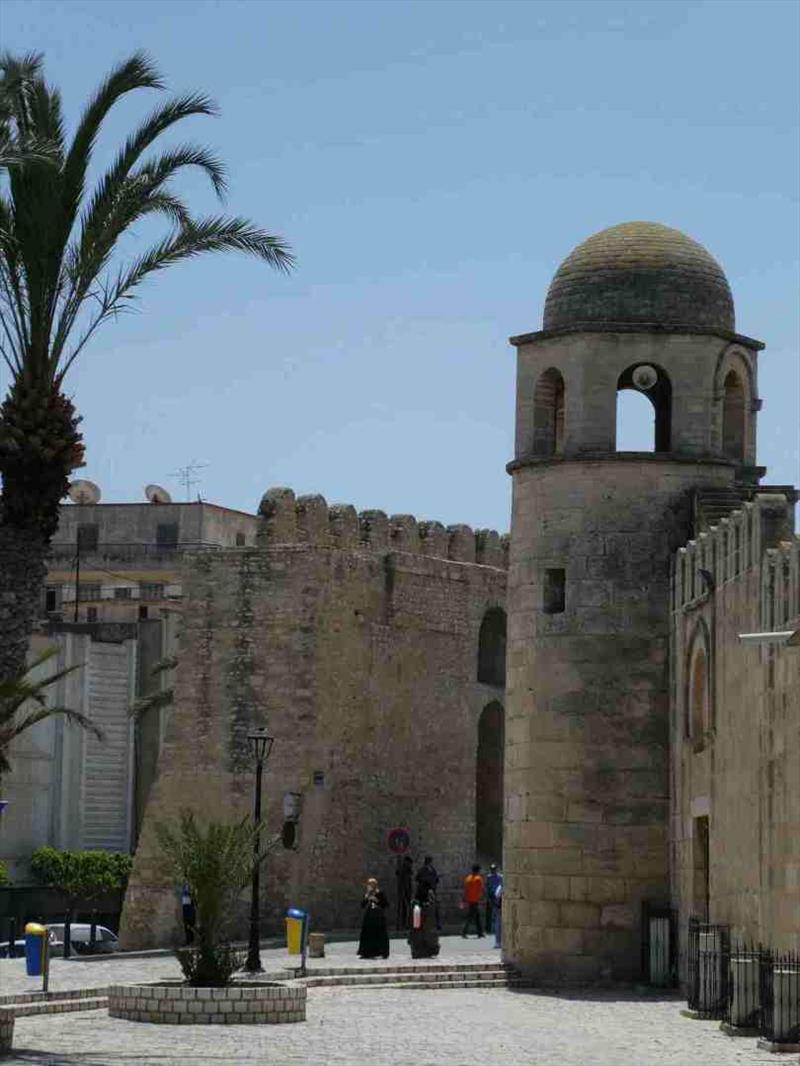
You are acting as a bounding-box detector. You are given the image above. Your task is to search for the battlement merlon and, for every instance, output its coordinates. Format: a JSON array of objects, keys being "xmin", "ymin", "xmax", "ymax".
[
  {"xmin": 672, "ymin": 491, "xmax": 798, "ymax": 611},
  {"xmin": 256, "ymin": 487, "xmax": 509, "ymax": 568}
]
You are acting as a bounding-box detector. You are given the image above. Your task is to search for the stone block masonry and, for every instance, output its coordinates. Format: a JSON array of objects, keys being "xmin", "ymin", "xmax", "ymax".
[
  {"xmin": 121, "ymin": 490, "xmax": 508, "ymax": 949},
  {"xmin": 107, "ymin": 982, "xmax": 306, "ymax": 1024}
]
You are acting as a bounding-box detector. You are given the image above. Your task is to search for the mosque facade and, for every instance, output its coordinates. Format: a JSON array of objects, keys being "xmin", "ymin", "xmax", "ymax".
[{"xmin": 120, "ymin": 223, "xmax": 799, "ymax": 980}]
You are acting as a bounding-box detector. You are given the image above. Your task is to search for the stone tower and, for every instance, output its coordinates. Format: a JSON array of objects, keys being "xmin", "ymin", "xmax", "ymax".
[{"xmin": 504, "ymin": 221, "xmax": 763, "ymax": 982}]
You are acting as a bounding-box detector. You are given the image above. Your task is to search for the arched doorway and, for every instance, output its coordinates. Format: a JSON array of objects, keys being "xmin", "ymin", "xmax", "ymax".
[{"xmin": 476, "ymin": 701, "xmax": 504, "ymax": 863}]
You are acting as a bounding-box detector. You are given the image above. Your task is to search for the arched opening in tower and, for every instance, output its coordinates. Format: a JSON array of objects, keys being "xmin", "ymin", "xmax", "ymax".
[
  {"xmin": 532, "ymin": 368, "xmax": 565, "ymax": 456},
  {"xmin": 616, "ymin": 364, "xmax": 671, "ymax": 452},
  {"xmin": 477, "ymin": 607, "xmax": 507, "ymax": 686},
  {"xmin": 476, "ymin": 701, "xmax": 504, "ymax": 863},
  {"xmin": 722, "ymin": 370, "xmax": 747, "ymax": 461}
]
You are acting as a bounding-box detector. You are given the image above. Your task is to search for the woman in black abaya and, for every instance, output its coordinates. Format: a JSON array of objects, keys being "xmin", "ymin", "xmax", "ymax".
[{"xmin": 358, "ymin": 877, "xmax": 390, "ymax": 959}]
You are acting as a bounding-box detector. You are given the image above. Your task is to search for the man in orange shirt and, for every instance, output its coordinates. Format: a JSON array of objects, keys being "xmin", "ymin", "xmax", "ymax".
[{"xmin": 461, "ymin": 864, "xmax": 486, "ymax": 938}]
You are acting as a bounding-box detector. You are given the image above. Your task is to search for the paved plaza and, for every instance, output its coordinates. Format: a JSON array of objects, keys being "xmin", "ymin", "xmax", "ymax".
[{"xmin": 1, "ymin": 938, "xmax": 791, "ymax": 1065}]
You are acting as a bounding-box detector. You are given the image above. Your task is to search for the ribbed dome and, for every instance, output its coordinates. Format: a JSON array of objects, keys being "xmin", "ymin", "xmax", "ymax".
[{"xmin": 543, "ymin": 222, "xmax": 734, "ymax": 333}]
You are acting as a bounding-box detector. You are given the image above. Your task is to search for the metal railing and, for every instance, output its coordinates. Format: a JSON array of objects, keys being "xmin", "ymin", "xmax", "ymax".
[
  {"xmin": 687, "ymin": 919, "xmax": 800, "ymax": 1045},
  {"xmin": 687, "ymin": 918, "xmax": 730, "ymax": 1016}
]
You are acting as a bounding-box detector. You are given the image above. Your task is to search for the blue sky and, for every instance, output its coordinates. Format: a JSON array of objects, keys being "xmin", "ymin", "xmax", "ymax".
[{"xmin": 3, "ymin": 0, "xmax": 798, "ymax": 529}]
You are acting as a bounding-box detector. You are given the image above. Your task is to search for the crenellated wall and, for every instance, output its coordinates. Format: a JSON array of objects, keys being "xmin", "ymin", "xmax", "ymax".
[
  {"xmin": 121, "ymin": 487, "xmax": 508, "ymax": 948},
  {"xmin": 256, "ymin": 486, "xmax": 509, "ymax": 568},
  {"xmin": 670, "ymin": 493, "xmax": 799, "ymax": 959}
]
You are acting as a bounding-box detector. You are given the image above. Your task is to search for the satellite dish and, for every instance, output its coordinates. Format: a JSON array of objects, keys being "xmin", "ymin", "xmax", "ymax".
[
  {"xmin": 68, "ymin": 480, "xmax": 101, "ymax": 505},
  {"xmin": 145, "ymin": 483, "xmax": 172, "ymax": 505},
  {"xmin": 632, "ymin": 364, "xmax": 658, "ymax": 391}
]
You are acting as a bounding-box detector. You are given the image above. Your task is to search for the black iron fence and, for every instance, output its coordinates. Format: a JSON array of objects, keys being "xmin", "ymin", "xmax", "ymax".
[
  {"xmin": 687, "ymin": 917, "xmax": 730, "ymax": 1016},
  {"xmin": 686, "ymin": 918, "xmax": 800, "ymax": 1046}
]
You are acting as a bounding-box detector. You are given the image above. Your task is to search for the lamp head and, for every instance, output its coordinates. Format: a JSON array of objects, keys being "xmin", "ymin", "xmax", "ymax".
[{"xmin": 247, "ymin": 728, "xmax": 275, "ymax": 764}]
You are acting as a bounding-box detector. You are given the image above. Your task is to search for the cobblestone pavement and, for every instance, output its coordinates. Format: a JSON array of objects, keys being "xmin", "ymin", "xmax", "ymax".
[
  {"xmin": 0, "ymin": 935, "xmax": 498, "ymax": 997},
  {"xmin": 2, "ymin": 939, "xmax": 793, "ymax": 1066},
  {"xmin": 6, "ymin": 987, "xmax": 790, "ymax": 1066}
]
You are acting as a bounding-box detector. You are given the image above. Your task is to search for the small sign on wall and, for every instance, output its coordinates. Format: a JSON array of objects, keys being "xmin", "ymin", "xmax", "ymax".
[{"xmin": 386, "ymin": 827, "xmax": 411, "ymax": 854}]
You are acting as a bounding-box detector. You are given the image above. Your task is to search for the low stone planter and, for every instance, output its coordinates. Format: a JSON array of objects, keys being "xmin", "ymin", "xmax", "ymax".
[
  {"xmin": 107, "ymin": 981, "xmax": 306, "ymax": 1025},
  {"xmin": 0, "ymin": 1007, "xmax": 14, "ymax": 1052}
]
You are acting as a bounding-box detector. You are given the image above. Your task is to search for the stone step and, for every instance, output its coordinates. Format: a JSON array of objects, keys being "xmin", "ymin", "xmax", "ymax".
[
  {"xmin": 287, "ymin": 960, "xmax": 512, "ymax": 979},
  {"xmin": 0, "ymin": 986, "xmax": 107, "ymax": 1007},
  {"xmin": 12, "ymin": 996, "xmax": 108, "ymax": 1017},
  {"xmin": 336, "ymin": 976, "xmax": 529, "ymax": 991},
  {"xmin": 303, "ymin": 968, "xmax": 514, "ymax": 988}
]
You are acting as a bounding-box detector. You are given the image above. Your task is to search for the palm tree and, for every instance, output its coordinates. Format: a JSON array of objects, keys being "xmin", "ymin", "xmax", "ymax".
[
  {"xmin": 0, "ymin": 52, "xmax": 59, "ymax": 171},
  {"xmin": 0, "ymin": 646, "xmax": 102, "ymax": 794},
  {"xmin": 0, "ymin": 52, "xmax": 293, "ymax": 683}
]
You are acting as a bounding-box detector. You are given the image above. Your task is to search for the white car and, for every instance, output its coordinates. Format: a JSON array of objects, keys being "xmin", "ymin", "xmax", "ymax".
[{"xmin": 47, "ymin": 924, "xmax": 120, "ymax": 954}]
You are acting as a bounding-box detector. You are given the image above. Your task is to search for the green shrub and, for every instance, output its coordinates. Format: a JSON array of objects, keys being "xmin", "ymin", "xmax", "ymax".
[
  {"xmin": 30, "ymin": 846, "xmax": 132, "ymax": 909},
  {"xmin": 0, "ymin": 861, "xmax": 10, "ymax": 887},
  {"xmin": 176, "ymin": 944, "xmax": 246, "ymax": 988},
  {"xmin": 156, "ymin": 810, "xmax": 279, "ymax": 987}
]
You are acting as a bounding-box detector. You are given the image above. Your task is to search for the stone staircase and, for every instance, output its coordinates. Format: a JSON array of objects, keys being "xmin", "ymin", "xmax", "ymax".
[
  {"xmin": 289, "ymin": 961, "xmax": 528, "ymax": 991},
  {"xmin": 693, "ymin": 486, "xmax": 752, "ymax": 532}
]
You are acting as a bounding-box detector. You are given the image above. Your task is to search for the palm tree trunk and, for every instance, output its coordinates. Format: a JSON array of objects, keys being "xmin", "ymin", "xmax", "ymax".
[
  {"xmin": 0, "ymin": 522, "xmax": 50, "ymax": 682},
  {"xmin": 0, "ymin": 378, "xmax": 83, "ymax": 685}
]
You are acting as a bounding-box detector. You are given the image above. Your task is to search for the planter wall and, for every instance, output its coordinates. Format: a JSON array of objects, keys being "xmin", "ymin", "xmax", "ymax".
[
  {"xmin": 0, "ymin": 1008, "xmax": 13, "ymax": 1052},
  {"xmin": 107, "ymin": 982, "xmax": 305, "ymax": 1025}
]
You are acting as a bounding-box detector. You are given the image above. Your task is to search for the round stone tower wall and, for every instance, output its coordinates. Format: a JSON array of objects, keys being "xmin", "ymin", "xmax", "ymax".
[
  {"xmin": 503, "ymin": 220, "xmax": 764, "ymax": 983},
  {"xmin": 505, "ymin": 455, "xmax": 735, "ymax": 983}
]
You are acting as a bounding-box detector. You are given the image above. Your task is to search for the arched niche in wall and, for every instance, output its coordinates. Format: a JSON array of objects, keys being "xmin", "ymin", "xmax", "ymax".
[
  {"xmin": 722, "ymin": 370, "xmax": 747, "ymax": 461},
  {"xmin": 616, "ymin": 363, "xmax": 672, "ymax": 452},
  {"xmin": 476, "ymin": 700, "xmax": 504, "ymax": 862},
  {"xmin": 686, "ymin": 621, "xmax": 712, "ymax": 752},
  {"xmin": 532, "ymin": 367, "xmax": 565, "ymax": 457},
  {"xmin": 477, "ymin": 607, "xmax": 507, "ymax": 686}
]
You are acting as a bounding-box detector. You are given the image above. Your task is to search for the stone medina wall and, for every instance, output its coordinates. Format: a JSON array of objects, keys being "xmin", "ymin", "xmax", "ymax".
[
  {"xmin": 671, "ymin": 494, "xmax": 799, "ymax": 956},
  {"xmin": 121, "ymin": 490, "xmax": 507, "ymax": 949}
]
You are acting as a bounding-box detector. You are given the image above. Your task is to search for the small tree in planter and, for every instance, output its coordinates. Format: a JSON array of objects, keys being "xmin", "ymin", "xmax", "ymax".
[
  {"xmin": 30, "ymin": 846, "xmax": 132, "ymax": 952},
  {"xmin": 156, "ymin": 810, "xmax": 278, "ymax": 987}
]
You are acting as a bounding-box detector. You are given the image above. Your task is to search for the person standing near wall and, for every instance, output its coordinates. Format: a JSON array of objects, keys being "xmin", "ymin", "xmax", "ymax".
[
  {"xmin": 416, "ymin": 856, "xmax": 441, "ymax": 930},
  {"xmin": 485, "ymin": 863, "xmax": 502, "ymax": 934},
  {"xmin": 358, "ymin": 877, "xmax": 390, "ymax": 959},
  {"xmin": 180, "ymin": 884, "xmax": 195, "ymax": 945},
  {"xmin": 461, "ymin": 864, "xmax": 485, "ymax": 938},
  {"xmin": 396, "ymin": 855, "xmax": 414, "ymax": 930}
]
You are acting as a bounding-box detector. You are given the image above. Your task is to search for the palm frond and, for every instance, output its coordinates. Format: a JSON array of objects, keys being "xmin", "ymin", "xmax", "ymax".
[
  {"xmin": 0, "ymin": 647, "xmax": 101, "ymax": 776},
  {"xmin": 57, "ymin": 216, "xmax": 293, "ymax": 379}
]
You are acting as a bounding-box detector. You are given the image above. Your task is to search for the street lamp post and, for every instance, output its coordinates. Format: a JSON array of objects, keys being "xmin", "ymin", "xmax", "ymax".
[{"xmin": 245, "ymin": 728, "xmax": 274, "ymax": 974}]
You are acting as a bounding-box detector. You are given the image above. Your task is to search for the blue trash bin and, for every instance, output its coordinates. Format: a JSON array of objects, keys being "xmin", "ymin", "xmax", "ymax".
[{"xmin": 24, "ymin": 922, "xmax": 47, "ymax": 976}]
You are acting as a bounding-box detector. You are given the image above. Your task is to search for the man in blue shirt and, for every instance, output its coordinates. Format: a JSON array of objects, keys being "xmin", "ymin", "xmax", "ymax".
[{"xmin": 485, "ymin": 864, "xmax": 502, "ymax": 935}]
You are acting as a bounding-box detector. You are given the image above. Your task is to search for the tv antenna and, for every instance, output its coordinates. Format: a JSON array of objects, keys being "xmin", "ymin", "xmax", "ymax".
[{"xmin": 171, "ymin": 460, "xmax": 209, "ymax": 502}]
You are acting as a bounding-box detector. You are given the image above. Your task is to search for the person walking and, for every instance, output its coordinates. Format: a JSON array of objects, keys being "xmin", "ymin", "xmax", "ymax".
[
  {"xmin": 357, "ymin": 877, "xmax": 390, "ymax": 959},
  {"xmin": 493, "ymin": 880, "xmax": 503, "ymax": 948},
  {"xmin": 461, "ymin": 864, "xmax": 485, "ymax": 938},
  {"xmin": 485, "ymin": 864, "xmax": 502, "ymax": 934}
]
